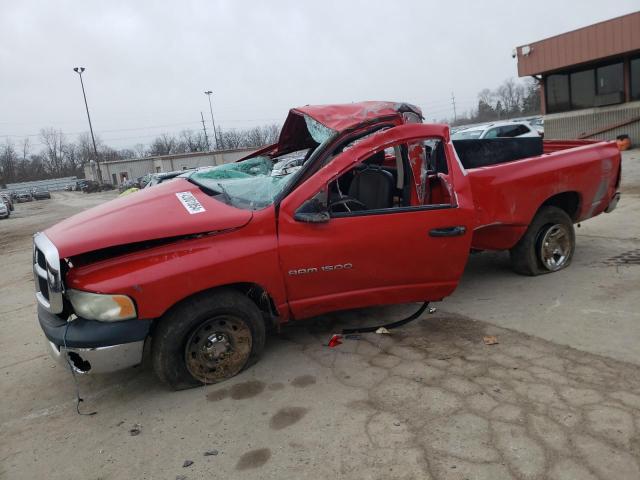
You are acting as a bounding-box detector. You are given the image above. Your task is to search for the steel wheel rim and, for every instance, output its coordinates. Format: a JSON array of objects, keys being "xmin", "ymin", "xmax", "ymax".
[
  {"xmin": 184, "ymin": 315, "xmax": 252, "ymax": 383},
  {"xmin": 539, "ymin": 224, "xmax": 571, "ymax": 271}
]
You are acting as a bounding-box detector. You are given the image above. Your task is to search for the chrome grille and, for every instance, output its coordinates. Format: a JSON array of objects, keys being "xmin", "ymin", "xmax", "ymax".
[{"xmin": 33, "ymin": 232, "xmax": 63, "ymax": 314}]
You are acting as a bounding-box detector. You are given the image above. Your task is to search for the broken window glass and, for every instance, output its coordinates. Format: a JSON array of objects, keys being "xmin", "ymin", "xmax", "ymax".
[
  {"xmin": 304, "ymin": 115, "xmax": 334, "ymax": 144},
  {"xmin": 187, "ymin": 150, "xmax": 310, "ymax": 210}
]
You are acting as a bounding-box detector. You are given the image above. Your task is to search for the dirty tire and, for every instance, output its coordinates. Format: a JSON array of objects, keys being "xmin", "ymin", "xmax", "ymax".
[
  {"xmin": 509, "ymin": 206, "xmax": 575, "ymax": 276},
  {"xmin": 151, "ymin": 289, "xmax": 266, "ymax": 390}
]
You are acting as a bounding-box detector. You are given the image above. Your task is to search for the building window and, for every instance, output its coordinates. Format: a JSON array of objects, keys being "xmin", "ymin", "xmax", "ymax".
[
  {"xmin": 631, "ymin": 57, "xmax": 640, "ymax": 101},
  {"xmin": 595, "ymin": 62, "xmax": 623, "ymax": 105},
  {"xmin": 570, "ymin": 69, "xmax": 595, "ymax": 109},
  {"xmin": 546, "ymin": 74, "xmax": 570, "ymax": 113}
]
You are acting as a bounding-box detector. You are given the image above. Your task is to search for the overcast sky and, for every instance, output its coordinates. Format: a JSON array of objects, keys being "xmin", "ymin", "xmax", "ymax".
[{"xmin": 1, "ymin": 0, "xmax": 638, "ymax": 150}]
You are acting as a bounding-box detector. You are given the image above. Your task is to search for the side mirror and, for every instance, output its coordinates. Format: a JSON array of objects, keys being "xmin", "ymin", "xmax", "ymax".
[
  {"xmin": 294, "ymin": 210, "xmax": 330, "ymax": 223},
  {"xmin": 294, "ymin": 189, "xmax": 330, "ymax": 224}
]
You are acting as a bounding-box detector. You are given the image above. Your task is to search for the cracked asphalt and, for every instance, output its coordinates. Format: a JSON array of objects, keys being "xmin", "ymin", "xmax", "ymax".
[{"xmin": 1, "ymin": 149, "xmax": 639, "ymax": 479}]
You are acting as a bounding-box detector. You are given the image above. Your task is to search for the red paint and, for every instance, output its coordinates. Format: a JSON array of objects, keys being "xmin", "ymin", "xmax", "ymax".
[
  {"xmin": 327, "ymin": 335, "xmax": 343, "ymax": 348},
  {"xmin": 46, "ymin": 180, "xmax": 252, "ymax": 258},
  {"xmin": 47, "ymin": 102, "xmax": 621, "ymax": 326}
]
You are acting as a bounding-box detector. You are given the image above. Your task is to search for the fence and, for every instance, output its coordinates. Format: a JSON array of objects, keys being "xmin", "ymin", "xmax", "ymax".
[{"xmin": 1, "ymin": 176, "xmax": 78, "ymax": 194}]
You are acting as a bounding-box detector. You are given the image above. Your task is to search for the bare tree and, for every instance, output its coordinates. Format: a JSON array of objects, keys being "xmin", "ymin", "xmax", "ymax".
[
  {"xmin": 76, "ymin": 132, "xmax": 99, "ymax": 167},
  {"xmin": 39, "ymin": 128, "xmax": 67, "ymax": 174},
  {"xmin": 263, "ymin": 123, "xmax": 280, "ymax": 145},
  {"xmin": 133, "ymin": 143, "xmax": 147, "ymax": 158},
  {"xmin": 118, "ymin": 148, "xmax": 136, "ymax": 159},
  {"xmin": 148, "ymin": 133, "xmax": 177, "ymax": 156},
  {"xmin": 0, "ymin": 141, "xmax": 18, "ymax": 184},
  {"xmin": 21, "ymin": 138, "xmax": 30, "ymax": 162},
  {"xmin": 478, "ymin": 88, "xmax": 495, "ymax": 108},
  {"xmin": 177, "ymin": 129, "xmax": 207, "ymax": 153},
  {"xmin": 245, "ymin": 127, "xmax": 267, "ymax": 147},
  {"xmin": 63, "ymin": 143, "xmax": 80, "ymax": 173},
  {"xmin": 496, "ymin": 78, "xmax": 525, "ymax": 116},
  {"xmin": 217, "ymin": 127, "xmax": 244, "ymax": 149}
]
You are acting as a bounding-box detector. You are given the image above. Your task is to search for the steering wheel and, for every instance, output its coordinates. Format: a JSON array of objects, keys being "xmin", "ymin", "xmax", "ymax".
[{"xmin": 329, "ymin": 195, "xmax": 368, "ymax": 213}]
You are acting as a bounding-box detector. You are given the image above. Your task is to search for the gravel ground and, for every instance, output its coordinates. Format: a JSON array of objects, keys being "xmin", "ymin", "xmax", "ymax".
[{"xmin": 1, "ymin": 150, "xmax": 639, "ymax": 480}]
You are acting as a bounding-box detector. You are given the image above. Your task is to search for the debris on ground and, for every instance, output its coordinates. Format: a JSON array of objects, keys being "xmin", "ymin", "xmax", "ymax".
[
  {"xmin": 327, "ymin": 334, "xmax": 343, "ymax": 348},
  {"xmin": 129, "ymin": 424, "xmax": 142, "ymax": 436},
  {"xmin": 483, "ymin": 335, "xmax": 499, "ymax": 345},
  {"xmin": 344, "ymin": 334, "xmax": 362, "ymax": 340},
  {"xmin": 175, "ymin": 475, "xmax": 187, "ymax": 480},
  {"xmin": 204, "ymin": 450, "xmax": 219, "ymax": 456},
  {"xmin": 182, "ymin": 460, "xmax": 194, "ymax": 468},
  {"xmin": 375, "ymin": 327, "xmax": 391, "ymax": 335}
]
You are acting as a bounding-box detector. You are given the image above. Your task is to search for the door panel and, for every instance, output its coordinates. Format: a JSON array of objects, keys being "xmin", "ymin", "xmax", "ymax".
[
  {"xmin": 277, "ymin": 124, "xmax": 474, "ymax": 320},
  {"xmin": 278, "ymin": 206, "xmax": 472, "ymax": 319}
]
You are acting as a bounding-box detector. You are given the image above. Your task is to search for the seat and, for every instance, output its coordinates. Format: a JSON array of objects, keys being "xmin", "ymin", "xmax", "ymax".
[{"xmin": 348, "ymin": 167, "xmax": 395, "ymax": 210}]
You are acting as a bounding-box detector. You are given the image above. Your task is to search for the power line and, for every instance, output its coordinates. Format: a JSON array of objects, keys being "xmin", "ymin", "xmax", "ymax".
[
  {"xmin": 0, "ymin": 121, "xmax": 203, "ymax": 139},
  {"xmin": 0, "ymin": 116, "xmax": 284, "ymax": 140}
]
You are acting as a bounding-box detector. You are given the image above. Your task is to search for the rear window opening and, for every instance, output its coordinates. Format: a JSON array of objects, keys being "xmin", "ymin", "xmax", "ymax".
[{"xmin": 452, "ymin": 137, "xmax": 544, "ymax": 169}]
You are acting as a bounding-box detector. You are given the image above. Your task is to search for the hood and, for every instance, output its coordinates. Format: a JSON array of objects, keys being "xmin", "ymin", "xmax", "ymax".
[{"xmin": 45, "ymin": 178, "xmax": 252, "ymax": 258}]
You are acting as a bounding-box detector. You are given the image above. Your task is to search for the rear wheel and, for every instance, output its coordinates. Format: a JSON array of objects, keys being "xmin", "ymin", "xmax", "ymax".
[
  {"xmin": 152, "ymin": 289, "xmax": 265, "ymax": 390},
  {"xmin": 510, "ymin": 206, "xmax": 575, "ymax": 276}
]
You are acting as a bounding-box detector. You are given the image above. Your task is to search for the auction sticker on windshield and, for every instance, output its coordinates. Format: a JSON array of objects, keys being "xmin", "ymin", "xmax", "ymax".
[{"xmin": 176, "ymin": 191, "xmax": 206, "ymax": 214}]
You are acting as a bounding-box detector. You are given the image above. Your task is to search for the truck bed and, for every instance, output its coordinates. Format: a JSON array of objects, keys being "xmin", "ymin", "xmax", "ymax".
[{"xmin": 459, "ymin": 139, "xmax": 621, "ymax": 251}]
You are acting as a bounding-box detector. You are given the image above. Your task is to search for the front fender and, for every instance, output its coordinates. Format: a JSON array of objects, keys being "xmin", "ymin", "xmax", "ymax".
[{"xmin": 65, "ymin": 209, "xmax": 287, "ymax": 320}]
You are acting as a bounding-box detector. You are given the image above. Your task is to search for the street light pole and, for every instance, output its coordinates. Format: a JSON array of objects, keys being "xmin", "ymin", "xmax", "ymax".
[
  {"xmin": 73, "ymin": 67, "xmax": 102, "ymax": 183},
  {"xmin": 204, "ymin": 90, "xmax": 218, "ymax": 150}
]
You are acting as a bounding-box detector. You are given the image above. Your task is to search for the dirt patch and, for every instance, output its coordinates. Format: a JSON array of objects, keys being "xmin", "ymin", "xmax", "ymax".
[
  {"xmin": 291, "ymin": 375, "xmax": 316, "ymax": 388},
  {"xmin": 207, "ymin": 380, "xmax": 267, "ymax": 401},
  {"xmin": 235, "ymin": 448, "xmax": 271, "ymax": 470},
  {"xmin": 269, "ymin": 407, "xmax": 308, "ymax": 430},
  {"xmin": 229, "ymin": 380, "xmax": 266, "ymax": 400},
  {"xmin": 205, "ymin": 387, "xmax": 228, "ymax": 402}
]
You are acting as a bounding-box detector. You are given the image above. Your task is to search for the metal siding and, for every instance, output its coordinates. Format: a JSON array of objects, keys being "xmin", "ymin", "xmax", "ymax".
[
  {"xmin": 545, "ymin": 100, "xmax": 640, "ymax": 146},
  {"xmin": 517, "ymin": 11, "xmax": 640, "ymax": 76}
]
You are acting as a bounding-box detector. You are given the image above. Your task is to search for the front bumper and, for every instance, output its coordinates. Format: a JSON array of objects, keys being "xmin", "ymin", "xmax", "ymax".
[
  {"xmin": 605, "ymin": 192, "xmax": 621, "ymax": 213},
  {"xmin": 38, "ymin": 305, "xmax": 152, "ymax": 374}
]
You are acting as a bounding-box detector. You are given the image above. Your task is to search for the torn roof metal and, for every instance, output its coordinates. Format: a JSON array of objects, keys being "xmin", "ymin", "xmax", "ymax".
[{"xmin": 292, "ymin": 101, "xmax": 423, "ymax": 132}]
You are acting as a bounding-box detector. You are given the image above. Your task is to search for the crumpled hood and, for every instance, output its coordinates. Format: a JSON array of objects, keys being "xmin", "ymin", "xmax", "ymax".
[{"xmin": 45, "ymin": 178, "xmax": 252, "ymax": 258}]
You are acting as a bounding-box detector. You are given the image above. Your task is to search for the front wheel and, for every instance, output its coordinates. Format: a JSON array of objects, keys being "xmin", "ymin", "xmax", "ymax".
[
  {"xmin": 509, "ymin": 206, "xmax": 575, "ymax": 276},
  {"xmin": 151, "ymin": 289, "xmax": 266, "ymax": 390}
]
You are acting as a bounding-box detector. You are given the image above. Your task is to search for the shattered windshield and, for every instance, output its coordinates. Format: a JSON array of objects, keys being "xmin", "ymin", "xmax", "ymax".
[
  {"xmin": 187, "ymin": 114, "xmax": 337, "ymax": 210},
  {"xmin": 187, "ymin": 149, "xmax": 311, "ymax": 210}
]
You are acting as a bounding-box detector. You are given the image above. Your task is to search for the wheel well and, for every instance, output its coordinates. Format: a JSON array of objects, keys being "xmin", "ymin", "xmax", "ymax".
[
  {"xmin": 149, "ymin": 283, "xmax": 280, "ymax": 336},
  {"xmin": 226, "ymin": 282, "xmax": 278, "ymax": 317},
  {"xmin": 541, "ymin": 192, "xmax": 580, "ymax": 221}
]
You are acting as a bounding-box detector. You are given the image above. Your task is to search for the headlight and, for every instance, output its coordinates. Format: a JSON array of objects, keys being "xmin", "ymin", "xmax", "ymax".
[{"xmin": 66, "ymin": 289, "xmax": 137, "ymax": 322}]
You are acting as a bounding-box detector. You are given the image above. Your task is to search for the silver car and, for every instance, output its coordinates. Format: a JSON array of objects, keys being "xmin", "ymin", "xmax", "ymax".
[{"xmin": 0, "ymin": 201, "xmax": 9, "ymax": 219}]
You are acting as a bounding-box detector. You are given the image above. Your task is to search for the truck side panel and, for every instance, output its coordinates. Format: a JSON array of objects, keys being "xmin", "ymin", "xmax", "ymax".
[{"xmin": 467, "ymin": 141, "xmax": 621, "ymax": 251}]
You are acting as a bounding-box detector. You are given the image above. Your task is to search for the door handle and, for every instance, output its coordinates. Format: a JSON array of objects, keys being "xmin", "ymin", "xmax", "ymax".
[{"xmin": 429, "ymin": 226, "xmax": 466, "ymax": 237}]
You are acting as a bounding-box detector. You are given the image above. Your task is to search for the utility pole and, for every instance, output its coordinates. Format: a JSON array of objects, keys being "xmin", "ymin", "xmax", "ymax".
[
  {"xmin": 204, "ymin": 91, "xmax": 218, "ymax": 150},
  {"xmin": 451, "ymin": 92, "xmax": 457, "ymax": 123},
  {"xmin": 73, "ymin": 67, "xmax": 102, "ymax": 183},
  {"xmin": 200, "ymin": 112, "xmax": 210, "ymax": 150}
]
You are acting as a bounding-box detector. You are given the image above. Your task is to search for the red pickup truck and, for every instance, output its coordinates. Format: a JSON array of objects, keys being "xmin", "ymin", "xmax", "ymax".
[{"xmin": 33, "ymin": 102, "xmax": 621, "ymax": 389}]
